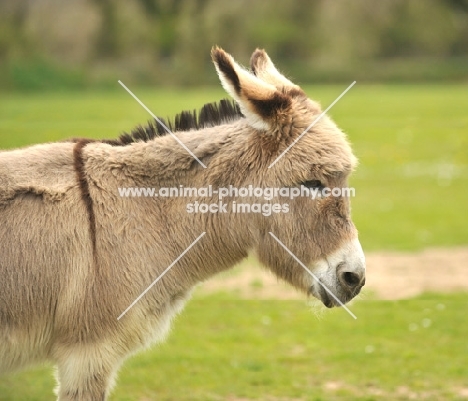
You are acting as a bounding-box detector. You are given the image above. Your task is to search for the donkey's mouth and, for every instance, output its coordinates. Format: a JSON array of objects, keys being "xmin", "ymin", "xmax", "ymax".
[
  {"xmin": 319, "ymin": 289, "xmax": 335, "ymax": 308},
  {"xmin": 317, "ymin": 287, "xmax": 362, "ymax": 308},
  {"xmin": 309, "ymin": 286, "xmax": 335, "ymax": 308}
]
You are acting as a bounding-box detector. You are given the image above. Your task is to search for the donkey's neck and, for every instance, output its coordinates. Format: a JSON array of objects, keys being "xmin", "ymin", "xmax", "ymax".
[{"xmin": 87, "ymin": 121, "xmax": 258, "ymax": 288}]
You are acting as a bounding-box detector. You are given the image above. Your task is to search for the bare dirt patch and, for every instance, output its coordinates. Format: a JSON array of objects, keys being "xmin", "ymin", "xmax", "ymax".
[{"xmin": 197, "ymin": 247, "xmax": 468, "ymax": 300}]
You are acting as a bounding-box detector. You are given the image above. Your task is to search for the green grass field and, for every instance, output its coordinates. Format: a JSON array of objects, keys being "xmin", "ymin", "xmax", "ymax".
[
  {"xmin": 0, "ymin": 85, "xmax": 467, "ymax": 400},
  {"xmin": 1, "ymin": 293, "xmax": 467, "ymax": 400}
]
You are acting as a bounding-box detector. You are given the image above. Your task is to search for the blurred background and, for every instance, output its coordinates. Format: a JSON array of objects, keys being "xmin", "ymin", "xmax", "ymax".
[
  {"xmin": 1, "ymin": 0, "xmax": 468, "ymax": 90},
  {"xmin": 0, "ymin": 1, "xmax": 467, "ymax": 400}
]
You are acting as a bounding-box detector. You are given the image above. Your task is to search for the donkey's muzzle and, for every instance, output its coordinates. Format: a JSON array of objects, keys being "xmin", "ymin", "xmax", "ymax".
[{"xmin": 311, "ymin": 237, "xmax": 366, "ymax": 307}]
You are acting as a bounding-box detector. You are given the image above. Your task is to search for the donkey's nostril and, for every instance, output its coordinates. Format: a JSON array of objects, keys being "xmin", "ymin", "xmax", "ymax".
[{"xmin": 342, "ymin": 271, "xmax": 361, "ymax": 287}]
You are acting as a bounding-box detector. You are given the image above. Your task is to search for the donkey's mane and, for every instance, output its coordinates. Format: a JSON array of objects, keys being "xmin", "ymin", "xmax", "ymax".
[{"xmin": 101, "ymin": 98, "xmax": 242, "ymax": 146}]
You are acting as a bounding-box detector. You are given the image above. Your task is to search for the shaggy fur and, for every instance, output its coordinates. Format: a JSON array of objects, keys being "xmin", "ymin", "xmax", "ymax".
[{"xmin": 0, "ymin": 47, "xmax": 365, "ymax": 400}]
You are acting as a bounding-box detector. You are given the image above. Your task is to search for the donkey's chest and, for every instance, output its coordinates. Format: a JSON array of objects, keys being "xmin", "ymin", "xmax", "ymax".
[{"xmin": 126, "ymin": 290, "xmax": 193, "ymax": 350}]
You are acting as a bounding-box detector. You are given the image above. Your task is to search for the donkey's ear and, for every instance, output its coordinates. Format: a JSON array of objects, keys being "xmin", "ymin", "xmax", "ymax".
[
  {"xmin": 211, "ymin": 46, "xmax": 292, "ymax": 130},
  {"xmin": 250, "ymin": 48, "xmax": 303, "ymax": 95}
]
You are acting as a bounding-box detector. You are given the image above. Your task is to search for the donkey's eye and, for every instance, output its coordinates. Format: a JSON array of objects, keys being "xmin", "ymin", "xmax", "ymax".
[{"xmin": 301, "ymin": 180, "xmax": 323, "ymax": 189}]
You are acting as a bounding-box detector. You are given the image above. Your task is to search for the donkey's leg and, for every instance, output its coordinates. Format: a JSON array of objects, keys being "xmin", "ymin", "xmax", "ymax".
[{"xmin": 54, "ymin": 346, "xmax": 122, "ymax": 401}]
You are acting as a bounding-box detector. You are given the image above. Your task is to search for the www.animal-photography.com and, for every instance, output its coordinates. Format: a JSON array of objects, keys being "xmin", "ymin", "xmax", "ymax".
[{"xmin": 1, "ymin": 1, "xmax": 467, "ymax": 400}]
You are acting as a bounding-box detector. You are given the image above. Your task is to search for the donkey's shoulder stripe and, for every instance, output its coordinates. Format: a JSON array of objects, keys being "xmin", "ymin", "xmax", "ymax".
[{"xmin": 73, "ymin": 139, "xmax": 97, "ymax": 256}]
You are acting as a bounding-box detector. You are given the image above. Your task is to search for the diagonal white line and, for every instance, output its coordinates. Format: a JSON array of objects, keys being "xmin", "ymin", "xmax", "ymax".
[
  {"xmin": 117, "ymin": 232, "xmax": 206, "ymax": 320},
  {"xmin": 268, "ymin": 81, "xmax": 356, "ymax": 169},
  {"xmin": 118, "ymin": 80, "xmax": 207, "ymax": 169},
  {"xmin": 268, "ymin": 232, "xmax": 357, "ymax": 319}
]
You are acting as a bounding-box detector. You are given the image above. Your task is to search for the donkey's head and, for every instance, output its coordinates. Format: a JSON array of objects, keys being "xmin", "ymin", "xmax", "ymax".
[{"xmin": 211, "ymin": 47, "xmax": 365, "ymax": 307}]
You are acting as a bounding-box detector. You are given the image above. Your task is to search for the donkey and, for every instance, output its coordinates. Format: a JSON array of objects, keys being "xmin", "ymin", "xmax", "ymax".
[{"xmin": 0, "ymin": 47, "xmax": 365, "ymax": 400}]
